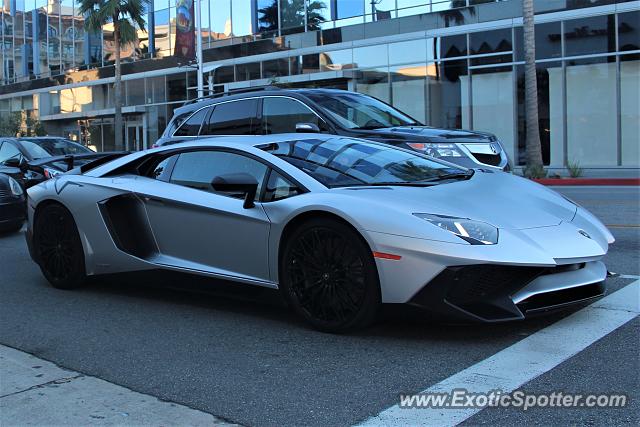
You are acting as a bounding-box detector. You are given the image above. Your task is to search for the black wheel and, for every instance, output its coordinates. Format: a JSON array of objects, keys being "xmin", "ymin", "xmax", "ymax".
[
  {"xmin": 280, "ymin": 218, "xmax": 381, "ymax": 333},
  {"xmin": 34, "ymin": 203, "xmax": 86, "ymax": 289}
]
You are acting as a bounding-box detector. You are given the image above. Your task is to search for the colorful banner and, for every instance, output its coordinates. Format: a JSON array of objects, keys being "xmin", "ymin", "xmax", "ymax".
[{"xmin": 174, "ymin": 0, "xmax": 195, "ymax": 60}]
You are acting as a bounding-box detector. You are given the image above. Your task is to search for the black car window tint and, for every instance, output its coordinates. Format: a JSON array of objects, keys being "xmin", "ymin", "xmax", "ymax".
[
  {"xmin": 173, "ymin": 108, "xmax": 208, "ymax": 136},
  {"xmin": 169, "ymin": 151, "xmax": 268, "ymax": 200},
  {"xmin": 263, "ymin": 170, "xmax": 301, "ymax": 202},
  {"xmin": 262, "ymin": 97, "xmax": 321, "ymax": 134},
  {"xmin": 0, "ymin": 142, "xmax": 23, "ymax": 164},
  {"xmin": 201, "ymin": 99, "xmax": 259, "ymax": 135}
]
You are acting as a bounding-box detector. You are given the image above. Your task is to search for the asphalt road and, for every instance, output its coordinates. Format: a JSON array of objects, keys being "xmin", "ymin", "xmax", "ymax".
[{"xmin": 0, "ymin": 186, "xmax": 638, "ymax": 426}]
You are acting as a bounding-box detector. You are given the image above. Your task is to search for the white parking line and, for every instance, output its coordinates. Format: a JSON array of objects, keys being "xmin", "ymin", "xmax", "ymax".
[{"xmin": 359, "ymin": 280, "xmax": 639, "ymax": 427}]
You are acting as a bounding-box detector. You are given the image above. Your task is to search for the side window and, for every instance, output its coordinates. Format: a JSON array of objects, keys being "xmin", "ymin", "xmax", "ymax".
[
  {"xmin": 169, "ymin": 151, "xmax": 268, "ymax": 200},
  {"xmin": 262, "ymin": 97, "xmax": 323, "ymax": 134},
  {"xmin": 263, "ymin": 170, "xmax": 301, "ymax": 202},
  {"xmin": 173, "ymin": 108, "xmax": 209, "ymax": 137},
  {"xmin": 201, "ymin": 99, "xmax": 259, "ymax": 135},
  {"xmin": 165, "ymin": 112, "xmax": 191, "ymax": 136},
  {"xmin": 147, "ymin": 155, "xmax": 178, "ymax": 181},
  {"xmin": 0, "ymin": 142, "xmax": 23, "ymax": 165}
]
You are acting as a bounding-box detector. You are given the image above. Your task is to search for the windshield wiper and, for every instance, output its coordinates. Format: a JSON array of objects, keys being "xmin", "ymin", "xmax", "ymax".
[{"xmin": 419, "ymin": 170, "xmax": 475, "ymax": 183}]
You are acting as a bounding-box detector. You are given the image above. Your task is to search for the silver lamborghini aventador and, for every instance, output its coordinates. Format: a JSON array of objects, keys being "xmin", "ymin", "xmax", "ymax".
[{"xmin": 25, "ymin": 135, "xmax": 614, "ymax": 332}]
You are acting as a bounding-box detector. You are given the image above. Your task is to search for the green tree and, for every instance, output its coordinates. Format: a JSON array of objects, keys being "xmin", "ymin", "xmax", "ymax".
[
  {"xmin": 78, "ymin": 0, "xmax": 149, "ymax": 151},
  {"xmin": 0, "ymin": 112, "xmax": 46, "ymax": 137},
  {"xmin": 522, "ymin": 0, "xmax": 544, "ymax": 178}
]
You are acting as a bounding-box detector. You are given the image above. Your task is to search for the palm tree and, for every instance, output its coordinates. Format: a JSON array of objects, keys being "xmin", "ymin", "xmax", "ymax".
[
  {"xmin": 522, "ymin": 0, "xmax": 544, "ymax": 177},
  {"xmin": 78, "ymin": 0, "xmax": 149, "ymax": 151}
]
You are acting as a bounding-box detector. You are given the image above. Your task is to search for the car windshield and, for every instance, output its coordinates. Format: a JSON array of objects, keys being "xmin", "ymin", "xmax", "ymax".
[
  {"xmin": 306, "ymin": 92, "xmax": 419, "ymax": 129},
  {"xmin": 261, "ymin": 138, "xmax": 468, "ymax": 188},
  {"xmin": 20, "ymin": 138, "xmax": 92, "ymax": 159}
]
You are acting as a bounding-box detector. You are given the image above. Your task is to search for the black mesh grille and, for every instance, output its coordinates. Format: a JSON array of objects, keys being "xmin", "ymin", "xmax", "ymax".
[
  {"xmin": 472, "ymin": 153, "xmax": 502, "ymax": 166},
  {"xmin": 445, "ymin": 265, "xmax": 543, "ymax": 304}
]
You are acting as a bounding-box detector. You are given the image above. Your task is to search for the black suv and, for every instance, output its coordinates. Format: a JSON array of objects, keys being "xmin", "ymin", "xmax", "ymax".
[{"xmin": 155, "ymin": 87, "xmax": 510, "ymax": 171}]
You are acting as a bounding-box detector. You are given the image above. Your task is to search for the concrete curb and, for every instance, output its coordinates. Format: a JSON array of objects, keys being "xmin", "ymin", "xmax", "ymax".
[
  {"xmin": 533, "ymin": 178, "xmax": 640, "ymax": 186},
  {"xmin": 0, "ymin": 345, "xmax": 236, "ymax": 426}
]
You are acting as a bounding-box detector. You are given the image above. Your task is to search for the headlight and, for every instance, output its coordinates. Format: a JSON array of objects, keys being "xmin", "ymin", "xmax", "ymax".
[
  {"xmin": 8, "ymin": 177, "xmax": 23, "ymax": 196},
  {"xmin": 406, "ymin": 143, "xmax": 464, "ymax": 158},
  {"xmin": 413, "ymin": 213, "xmax": 498, "ymax": 245},
  {"xmin": 43, "ymin": 167, "xmax": 62, "ymax": 179}
]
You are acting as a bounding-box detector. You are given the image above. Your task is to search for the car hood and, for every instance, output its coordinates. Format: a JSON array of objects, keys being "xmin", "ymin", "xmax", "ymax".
[
  {"xmin": 332, "ymin": 171, "xmax": 576, "ymax": 231},
  {"xmin": 365, "ymin": 126, "xmax": 496, "ymax": 143}
]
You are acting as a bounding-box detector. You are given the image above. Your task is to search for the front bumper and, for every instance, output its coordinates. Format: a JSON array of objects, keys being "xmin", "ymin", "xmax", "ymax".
[
  {"xmin": 407, "ymin": 261, "xmax": 606, "ymax": 322},
  {"xmin": 0, "ymin": 197, "xmax": 26, "ymax": 228}
]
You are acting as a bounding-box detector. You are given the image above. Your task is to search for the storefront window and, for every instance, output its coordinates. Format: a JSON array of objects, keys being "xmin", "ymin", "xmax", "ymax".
[
  {"xmin": 618, "ymin": 11, "xmax": 640, "ymax": 52},
  {"xmin": 126, "ymin": 79, "xmax": 145, "ymax": 106},
  {"xmin": 355, "ymin": 67, "xmax": 389, "ymax": 103},
  {"xmin": 620, "ymin": 57, "xmax": 639, "ymax": 166},
  {"xmin": 469, "ymin": 28, "xmax": 512, "ymax": 55},
  {"xmin": 565, "ymin": 57, "xmax": 617, "ymax": 166},
  {"xmin": 564, "ymin": 15, "xmax": 616, "ymax": 57},
  {"xmin": 515, "ymin": 62, "xmax": 562, "ymax": 166},
  {"xmin": 390, "ymin": 63, "xmax": 428, "ymax": 124},
  {"xmin": 469, "ymin": 65, "xmax": 515, "ymax": 162},
  {"xmin": 428, "ymin": 59, "xmax": 468, "ymax": 129}
]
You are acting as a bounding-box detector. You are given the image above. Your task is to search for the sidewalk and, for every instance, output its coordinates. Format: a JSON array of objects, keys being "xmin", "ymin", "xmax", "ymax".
[{"xmin": 0, "ymin": 345, "xmax": 233, "ymax": 426}]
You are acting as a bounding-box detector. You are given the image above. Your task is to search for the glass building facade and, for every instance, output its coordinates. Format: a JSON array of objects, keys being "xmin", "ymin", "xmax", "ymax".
[{"xmin": 0, "ymin": 0, "xmax": 638, "ymax": 170}]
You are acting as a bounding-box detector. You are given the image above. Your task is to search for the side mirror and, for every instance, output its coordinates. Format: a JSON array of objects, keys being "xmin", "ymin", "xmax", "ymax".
[
  {"xmin": 211, "ymin": 173, "xmax": 259, "ymax": 209},
  {"xmin": 295, "ymin": 122, "xmax": 321, "ymax": 133},
  {"xmin": 4, "ymin": 157, "xmax": 21, "ymax": 168}
]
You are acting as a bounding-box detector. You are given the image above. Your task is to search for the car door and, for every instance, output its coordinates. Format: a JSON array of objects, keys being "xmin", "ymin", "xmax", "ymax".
[{"xmin": 136, "ymin": 149, "xmax": 273, "ymax": 284}]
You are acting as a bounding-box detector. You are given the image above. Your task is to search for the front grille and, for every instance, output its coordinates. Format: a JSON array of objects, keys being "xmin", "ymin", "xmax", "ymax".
[
  {"xmin": 471, "ymin": 153, "xmax": 502, "ymax": 166},
  {"xmin": 445, "ymin": 265, "xmax": 543, "ymax": 305},
  {"xmin": 0, "ymin": 189, "xmax": 11, "ymax": 199},
  {"xmin": 517, "ymin": 282, "xmax": 605, "ymax": 313}
]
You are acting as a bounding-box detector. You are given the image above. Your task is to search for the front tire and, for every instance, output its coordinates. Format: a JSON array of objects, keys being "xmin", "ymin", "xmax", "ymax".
[
  {"xmin": 280, "ymin": 218, "xmax": 381, "ymax": 333},
  {"xmin": 34, "ymin": 203, "xmax": 86, "ymax": 289}
]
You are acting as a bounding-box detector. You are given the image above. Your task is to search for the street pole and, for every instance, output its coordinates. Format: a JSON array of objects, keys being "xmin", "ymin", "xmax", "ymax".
[{"xmin": 195, "ymin": 0, "xmax": 204, "ymax": 98}]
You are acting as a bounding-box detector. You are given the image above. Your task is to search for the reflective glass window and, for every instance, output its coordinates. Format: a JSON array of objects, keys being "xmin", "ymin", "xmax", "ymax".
[
  {"xmin": 564, "ymin": 15, "xmax": 616, "ymax": 57},
  {"xmin": 262, "ymin": 97, "xmax": 323, "ymax": 134},
  {"xmin": 173, "ymin": 107, "xmax": 209, "ymax": 136},
  {"xmin": 170, "ymin": 151, "xmax": 268, "ymax": 198},
  {"xmin": 211, "ymin": 0, "xmax": 231, "ymax": 40},
  {"xmin": 202, "ymin": 99, "xmax": 260, "ymax": 135},
  {"xmin": 619, "ymin": 11, "xmax": 640, "ymax": 52}
]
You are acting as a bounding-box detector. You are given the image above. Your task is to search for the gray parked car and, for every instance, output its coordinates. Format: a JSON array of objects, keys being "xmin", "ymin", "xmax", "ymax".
[{"xmin": 25, "ymin": 134, "xmax": 611, "ymax": 332}]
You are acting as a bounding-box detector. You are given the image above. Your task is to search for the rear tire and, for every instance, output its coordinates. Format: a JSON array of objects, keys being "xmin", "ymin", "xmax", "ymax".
[
  {"xmin": 279, "ymin": 218, "xmax": 381, "ymax": 333},
  {"xmin": 34, "ymin": 203, "xmax": 86, "ymax": 289}
]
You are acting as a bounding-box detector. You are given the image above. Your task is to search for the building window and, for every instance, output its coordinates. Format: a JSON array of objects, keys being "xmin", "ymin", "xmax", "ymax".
[{"xmin": 564, "ymin": 15, "xmax": 616, "ymax": 57}]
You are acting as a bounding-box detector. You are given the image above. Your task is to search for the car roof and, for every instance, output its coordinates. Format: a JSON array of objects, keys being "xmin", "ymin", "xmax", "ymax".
[
  {"xmin": 153, "ymin": 133, "xmax": 334, "ymax": 152},
  {"xmin": 172, "ymin": 87, "xmax": 352, "ymax": 116}
]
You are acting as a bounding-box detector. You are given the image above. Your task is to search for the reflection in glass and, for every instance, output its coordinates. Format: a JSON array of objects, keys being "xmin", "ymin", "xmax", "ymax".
[
  {"xmin": 516, "ymin": 62, "xmax": 561, "ymax": 166},
  {"xmin": 355, "ymin": 67, "xmax": 389, "ymax": 103},
  {"xmin": 564, "ymin": 15, "xmax": 616, "ymax": 57},
  {"xmin": 620, "ymin": 60, "xmax": 639, "ymax": 166},
  {"xmin": 390, "ymin": 63, "xmax": 428, "ymax": 124},
  {"xmin": 210, "ymin": 0, "xmax": 231, "ymax": 40},
  {"xmin": 353, "ymin": 44, "xmax": 387, "ymax": 68},
  {"xmin": 619, "ymin": 11, "xmax": 640, "ymax": 52},
  {"xmin": 320, "ymin": 49, "xmax": 353, "ymax": 71},
  {"xmin": 336, "ymin": 0, "xmax": 364, "ymax": 20},
  {"xmin": 469, "ymin": 65, "xmax": 515, "ymax": 162},
  {"xmin": 428, "ymin": 60, "xmax": 468, "ymax": 129},
  {"xmin": 232, "ymin": 1, "xmax": 253, "ymax": 37},
  {"xmin": 154, "ymin": 8, "xmax": 170, "ymax": 57},
  {"xmin": 566, "ymin": 57, "xmax": 616, "ymax": 166}
]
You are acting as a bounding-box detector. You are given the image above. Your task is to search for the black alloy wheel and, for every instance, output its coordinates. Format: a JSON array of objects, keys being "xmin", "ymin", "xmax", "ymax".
[
  {"xmin": 280, "ymin": 218, "xmax": 380, "ymax": 332},
  {"xmin": 34, "ymin": 203, "xmax": 86, "ymax": 289}
]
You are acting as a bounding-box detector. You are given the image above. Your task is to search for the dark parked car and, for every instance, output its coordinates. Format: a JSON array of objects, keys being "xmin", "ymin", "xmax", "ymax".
[
  {"xmin": 0, "ymin": 137, "xmax": 114, "ymax": 189},
  {"xmin": 155, "ymin": 87, "xmax": 510, "ymax": 171},
  {"xmin": 0, "ymin": 172, "xmax": 26, "ymax": 233}
]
